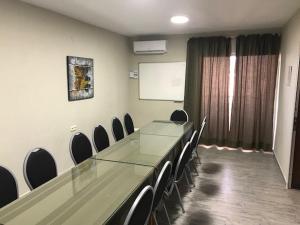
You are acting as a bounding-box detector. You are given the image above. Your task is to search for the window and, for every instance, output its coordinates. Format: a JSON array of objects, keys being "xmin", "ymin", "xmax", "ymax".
[{"xmin": 229, "ymin": 39, "xmax": 236, "ymax": 129}]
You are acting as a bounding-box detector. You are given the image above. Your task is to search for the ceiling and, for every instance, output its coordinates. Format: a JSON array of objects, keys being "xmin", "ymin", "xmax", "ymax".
[{"xmin": 20, "ymin": 0, "xmax": 300, "ymax": 36}]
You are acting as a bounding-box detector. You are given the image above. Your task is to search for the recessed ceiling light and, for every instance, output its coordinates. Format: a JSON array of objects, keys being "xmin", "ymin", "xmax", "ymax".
[{"xmin": 170, "ymin": 16, "xmax": 189, "ymax": 24}]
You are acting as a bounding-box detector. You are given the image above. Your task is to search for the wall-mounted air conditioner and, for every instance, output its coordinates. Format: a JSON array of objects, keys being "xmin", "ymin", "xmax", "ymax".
[{"xmin": 133, "ymin": 40, "xmax": 167, "ymax": 55}]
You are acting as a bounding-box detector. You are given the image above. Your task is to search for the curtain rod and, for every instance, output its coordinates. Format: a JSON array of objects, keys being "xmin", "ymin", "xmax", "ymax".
[{"xmin": 188, "ymin": 32, "xmax": 280, "ymax": 40}]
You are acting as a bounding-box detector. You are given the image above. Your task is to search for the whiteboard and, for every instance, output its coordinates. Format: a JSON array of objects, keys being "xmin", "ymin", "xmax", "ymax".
[{"xmin": 139, "ymin": 62, "xmax": 186, "ymax": 101}]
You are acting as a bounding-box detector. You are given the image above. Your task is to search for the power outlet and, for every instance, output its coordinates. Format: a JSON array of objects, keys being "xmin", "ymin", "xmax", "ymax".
[{"xmin": 70, "ymin": 125, "xmax": 77, "ymax": 132}]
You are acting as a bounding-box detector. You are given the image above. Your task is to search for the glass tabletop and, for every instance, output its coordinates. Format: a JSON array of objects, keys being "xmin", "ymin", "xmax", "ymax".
[
  {"xmin": 92, "ymin": 131, "xmax": 179, "ymax": 168},
  {"xmin": 0, "ymin": 159, "xmax": 154, "ymax": 225},
  {"xmin": 140, "ymin": 120, "xmax": 193, "ymax": 137}
]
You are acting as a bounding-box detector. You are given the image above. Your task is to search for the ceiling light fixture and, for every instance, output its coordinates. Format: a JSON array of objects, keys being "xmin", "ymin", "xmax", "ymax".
[{"xmin": 170, "ymin": 16, "xmax": 189, "ymax": 24}]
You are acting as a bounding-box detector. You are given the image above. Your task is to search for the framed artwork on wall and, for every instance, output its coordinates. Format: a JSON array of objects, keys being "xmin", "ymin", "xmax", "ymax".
[{"xmin": 67, "ymin": 56, "xmax": 94, "ymax": 101}]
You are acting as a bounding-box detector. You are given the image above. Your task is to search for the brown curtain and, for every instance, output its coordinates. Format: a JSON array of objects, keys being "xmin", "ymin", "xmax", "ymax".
[
  {"xmin": 184, "ymin": 37, "xmax": 231, "ymax": 145},
  {"xmin": 228, "ymin": 34, "xmax": 281, "ymax": 151}
]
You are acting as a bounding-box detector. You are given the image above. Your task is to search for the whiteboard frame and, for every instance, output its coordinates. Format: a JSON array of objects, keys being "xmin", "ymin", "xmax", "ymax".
[{"xmin": 138, "ymin": 61, "xmax": 186, "ymax": 102}]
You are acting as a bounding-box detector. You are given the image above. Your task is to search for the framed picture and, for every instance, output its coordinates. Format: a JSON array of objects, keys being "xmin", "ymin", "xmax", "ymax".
[{"xmin": 67, "ymin": 56, "xmax": 94, "ymax": 101}]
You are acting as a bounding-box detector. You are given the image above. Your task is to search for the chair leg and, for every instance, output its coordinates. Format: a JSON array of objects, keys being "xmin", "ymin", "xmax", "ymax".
[
  {"xmin": 180, "ymin": 139, "xmax": 184, "ymax": 149},
  {"xmin": 195, "ymin": 149, "xmax": 201, "ymax": 164},
  {"xmin": 175, "ymin": 183, "xmax": 185, "ymax": 213},
  {"xmin": 184, "ymin": 170, "xmax": 192, "ymax": 192},
  {"xmin": 192, "ymin": 160, "xmax": 199, "ymax": 176},
  {"xmin": 189, "ymin": 159, "xmax": 198, "ymax": 175},
  {"xmin": 163, "ymin": 204, "xmax": 171, "ymax": 225},
  {"xmin": 153, "ymin": 212, "xmax": 158, "ymax": 225},
  {"xmin": 186, "ymin": 167, "xmax": 195, "ymax": 188}
]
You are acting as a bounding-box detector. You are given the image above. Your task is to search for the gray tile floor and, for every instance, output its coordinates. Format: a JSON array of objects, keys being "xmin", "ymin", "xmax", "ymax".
[{"xmin": 157, "ymin": 146, "xmax": 300, "ymax": 225}]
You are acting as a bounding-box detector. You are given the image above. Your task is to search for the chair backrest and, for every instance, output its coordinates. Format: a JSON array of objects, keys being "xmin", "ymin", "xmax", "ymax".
[
  {"xmin": 112, "ymin": 117, "xmax": 125, "ymax": 141},
  {"xmin": 202, "ymin": 116, "xmax": 207, "ymax": 125},
  {"xmin": 174, "ymin": 142, "xmax": 192, "ymax": 181},
  {"xmin": 24, "ymin": 148, "xmax": 57, "ymax": 190},
  {"xmin": 124, "ymin": 113, "xmax": 135, "ymax": 135},
  {"xmin": 93, "ymin": 125, "xmax": 110, "ymax": 152},
  {"xmin": 0, "ymin": 166, "xmax": 18, "ymax": 208},
  {"xmin": 182, "ymin": 110, "xmax": 189, "ymax": 121},
  {"xmin": 70, "ymin": 132, "xmax": 93, "ymax": 165},
  {"xmin": 123, "ymin": 185, "xmax": 154, "ymax": 225},
  {"xmin": 190, "ymin": 130, "xmax": 198, "ymax": 150},
  {"xmin": 153, "ymin": 161, "xmax": 172, "ymax": 211},
  {"xmin": 170, "ymin": 110, "xmax": 188, "ymax": 122},
  {"xmin": 195, "ymin": 117, "xmax": 207, "ymax": 147}
]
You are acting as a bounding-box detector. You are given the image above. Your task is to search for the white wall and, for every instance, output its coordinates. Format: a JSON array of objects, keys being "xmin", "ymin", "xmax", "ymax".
[
  {"xmin": 274, "ymin": 10, "xmax": 300, "ymax": 185},
  {"xmin": 129, "ymin": 35, "xmax": 188, "ymax": 128},
  {"xmin": 0, "ymin": 0, "xmax": 130, "ymax": 194}
]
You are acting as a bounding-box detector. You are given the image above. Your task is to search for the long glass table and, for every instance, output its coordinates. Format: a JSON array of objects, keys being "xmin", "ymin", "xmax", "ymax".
[
  {"xmin": 92, "ymin": 132, "xmax": 178, "ymax": 169},
  {"xmin": 93, "ymin": 121, "xmax": 193, "ymax": 172},
  {"xmin": 0, "ymin": 159, "xmax": 154, "ymax": 225},
  {"xmin": 0, "ymin": 120, "xmax": 193, "ymax": 225},
  {"xmin": 140, "ymin": 120, "xmax": 193, "ymax": 137}
]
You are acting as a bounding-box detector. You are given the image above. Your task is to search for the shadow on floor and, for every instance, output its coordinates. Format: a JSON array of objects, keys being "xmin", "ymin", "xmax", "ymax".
[
  {"xmin": 199, "ymin": 180, "xmax": 220, "ymax": 196},
  {"xmin": 162, "ymin": 179, "xmax": 194, "ymax": 223},
  {"xmin": 158, "ymin": 202, "xmax": 213, "ymax": 225},
  {"xmin": 184, "ymin": 210, "xmax": 213, "ymax": 225},
  {"xmin": 201, "ymin": 163, "xmax": 223, "ymax": 174}
]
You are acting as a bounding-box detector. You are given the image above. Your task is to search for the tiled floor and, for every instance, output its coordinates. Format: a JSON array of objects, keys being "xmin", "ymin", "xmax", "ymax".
[{"xmin": 157, "ymin": 146, "xmax": 300, "ymax": 225}]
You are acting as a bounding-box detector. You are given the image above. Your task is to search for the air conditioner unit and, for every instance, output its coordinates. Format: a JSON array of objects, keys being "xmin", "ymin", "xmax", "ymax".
[{"xmin": 133, "ymin": 40, "xmax": 167, "ymax": 54}]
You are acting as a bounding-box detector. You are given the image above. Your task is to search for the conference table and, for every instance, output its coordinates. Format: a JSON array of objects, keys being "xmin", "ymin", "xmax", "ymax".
[
  {"xmin": 0, "ymin": 120, "xmax": 193, "ymax": 225},
  {"xmin": 92, "ymin": 120, "xmax": 193, "ymax": 173}
]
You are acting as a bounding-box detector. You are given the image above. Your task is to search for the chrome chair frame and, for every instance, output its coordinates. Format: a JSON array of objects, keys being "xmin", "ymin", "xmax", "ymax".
[
  {"xmin": 69, "ymin": 132, "xmax": 93, "ymax": 165},
  {"xmin": 123, "ymin": 185, "xmax": 154, "ymax": 225},
  {"xmin": 165, "ymin": 141, "xmax": 190, "ymax": 213},
  {"xmin": 23, "ymin": 148, "xmax": 57, "ymax": 190},
  {"xmin": 193, "ymin": 116, "xmax": 207, "ymax": 164},
  {"xmin": 124, "ymin": 113, "xmax": 135, "ymax": 135},
  {"xmin": 0, "ymin": 165, "xmax": 19, "ymax": 207},
  {"xmin": 152, "ymin": 161, "xmax": 172, "ymax": 225},
  {"xmin": 111, "ymin": 117, "xmax": 125, "ymax": 142},
  {"xmin": 92, "ymin": 124, "xmax": 110, "ymax": 153}
]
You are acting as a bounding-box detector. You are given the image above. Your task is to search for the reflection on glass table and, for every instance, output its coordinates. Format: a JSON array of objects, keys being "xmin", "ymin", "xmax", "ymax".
[
  {"xmin": 0, "ymin": 159, "xmax": 154, "ymax": 225},
  {"xmin": 93, "ymin": 131, "xmax": 180, "ymax": 168},
  {"xmin": 140, "ymin": 121, "xmax": 193, "ymax": 137}
]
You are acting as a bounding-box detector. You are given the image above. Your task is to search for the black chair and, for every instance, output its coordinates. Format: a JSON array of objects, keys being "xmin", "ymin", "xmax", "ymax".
[
  {"xmin": 193, "ymin": 116, "xmax": 207, "ymax": 164},
  {"xmin": 0, "ymin": 166, "xmax": 18, "ymax": 208},
  {"xmin": 166, "ymin": 142, "xmax": 192, "ymax": 213},
  {"xmin": 70, "ymin": 132, "xmax": 93, "ymax": 165},
  {"xmin": 187, "ymin": 130, "xmax": 199, "ymax": 181},
  {"xmin": 170, "ymin": 110, "xmax": 188, "ymax": 122},
  {"xmin": 93, "ymin": 125, "xmax": 110, "ymax": 152},
  {"xmin": 112, "ymin": 117, "xmax": 125, "ymax": 141},
  {"xmin": 183, "ymin": 127, "xmax": 193, "ymax": 144},
  {"xmin": 23, "ymin": 148, "xmax": 57, "ymax": 190},
  {"xmin": 124, "ymin": 113, "xmax": 135, "ymax": 135},
  {"xmin": 123, "ymin": 185, "xmax": 154, "ymax": 225},
  {"xmin": 152, "ymin": 161, "xmax": 172, "ymax": 225}
]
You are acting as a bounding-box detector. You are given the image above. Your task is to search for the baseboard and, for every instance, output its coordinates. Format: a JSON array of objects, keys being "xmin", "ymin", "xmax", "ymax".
[{"xmin": 273, "ymin": 150, "xmax": 289, "ymax": 188}]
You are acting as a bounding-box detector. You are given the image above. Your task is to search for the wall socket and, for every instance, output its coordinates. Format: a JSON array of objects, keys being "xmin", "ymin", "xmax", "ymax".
[{"xmin": 70, "ymin": 125, "xmax": 77, "ymax": 132}]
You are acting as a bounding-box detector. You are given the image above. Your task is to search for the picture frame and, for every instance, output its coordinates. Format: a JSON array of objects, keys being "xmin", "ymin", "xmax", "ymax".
[{"xmin": 67, "ymin": 56, "xmax": 94, "ymax": 101}]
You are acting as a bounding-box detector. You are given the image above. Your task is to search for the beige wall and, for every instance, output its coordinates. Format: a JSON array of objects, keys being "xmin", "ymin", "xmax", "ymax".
[
  {"xmin": 274, "ymin": 10, "xmax": 300, "ymax": 185},
  {"xmin": 0, "ymin": 0, "xmax": 130, "ymax": 194},
  {"xmin": 129, "ymin": 35, "xmax": 190, "ymax": 128}
]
